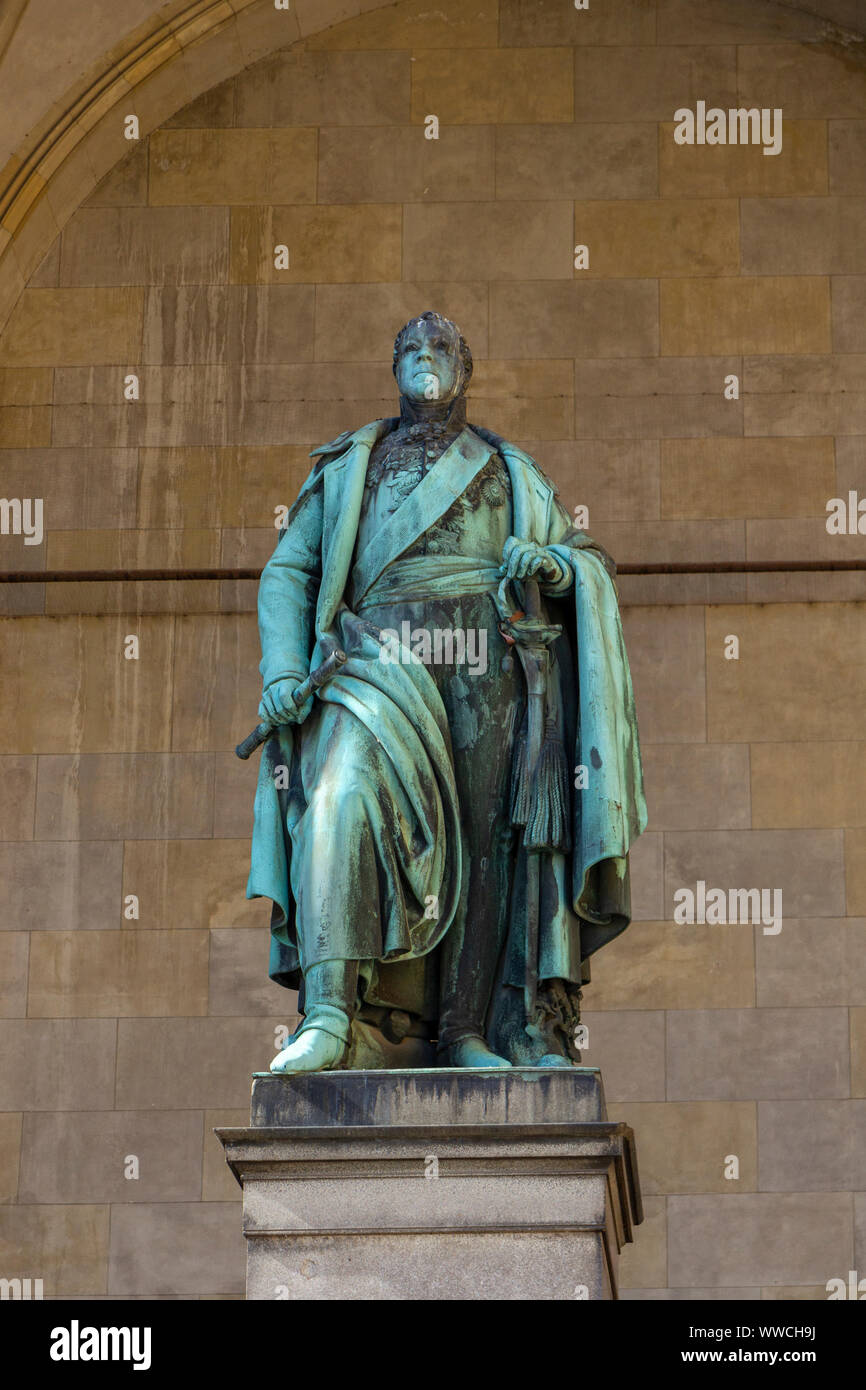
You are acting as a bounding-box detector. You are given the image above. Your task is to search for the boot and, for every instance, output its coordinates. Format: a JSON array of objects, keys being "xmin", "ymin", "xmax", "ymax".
[{"xmin": 269, "ymin": 960, "xmax": 358, "ymax": 1074}]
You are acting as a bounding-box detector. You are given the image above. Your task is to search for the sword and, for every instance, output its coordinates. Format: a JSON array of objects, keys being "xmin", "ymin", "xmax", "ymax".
[
  {"xmin": 235, "ymin": 649, "xmax": 348, "ymax": 760},
  {"xmin": 498, "ymin": 578, "xmax": 563, "ymax": 1023}
]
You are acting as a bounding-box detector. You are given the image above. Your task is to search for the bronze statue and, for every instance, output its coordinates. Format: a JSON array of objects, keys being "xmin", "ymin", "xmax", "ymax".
[{"xmin": 242, "ymin": 311, "xmax": 647, "ymax": 1072}]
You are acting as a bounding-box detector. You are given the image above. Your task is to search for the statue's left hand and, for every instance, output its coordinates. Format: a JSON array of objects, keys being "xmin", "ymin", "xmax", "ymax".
[{"xmin": 500, "ymin": 537, "xmax": 562, "ymax": 583}]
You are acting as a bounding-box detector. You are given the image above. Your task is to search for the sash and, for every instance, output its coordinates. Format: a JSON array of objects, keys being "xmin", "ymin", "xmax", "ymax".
[
  {"xmin": 358, "ymin": 555, "xmax": 502, "ymax": 610},
  {"xmin": 350, "ymin": 427, "xmax": 495, "ymax": 605}
]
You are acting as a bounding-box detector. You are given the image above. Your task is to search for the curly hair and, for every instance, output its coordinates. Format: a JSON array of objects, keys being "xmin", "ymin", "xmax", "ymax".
[{"xmin": 392, "ymin": 310, "xmax": 473, "ymax": 388}]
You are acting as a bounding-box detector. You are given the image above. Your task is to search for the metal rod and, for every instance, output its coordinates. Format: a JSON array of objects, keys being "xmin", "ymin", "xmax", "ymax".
[{"xmin": 2, "ymin": 560, "xmax": 866, "ymax": 584}]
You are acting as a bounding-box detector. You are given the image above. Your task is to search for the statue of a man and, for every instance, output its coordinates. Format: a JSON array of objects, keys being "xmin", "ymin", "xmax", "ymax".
[{"xmin": 246, "ymin": 311, "xmax": 647, "ymax": 1073}]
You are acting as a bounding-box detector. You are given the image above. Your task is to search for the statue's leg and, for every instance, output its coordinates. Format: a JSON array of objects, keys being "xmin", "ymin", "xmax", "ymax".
[
  {"xmin": 436, "ymin": 816, "xmax": 516, "ymax": 1068},
  {"xmin": 433, "ymin": 596, "xmax": 524, "ymax": 1068},
  {"xmin": 272, "ymin": 699, "xmax": 424, "ymax": 1072}
]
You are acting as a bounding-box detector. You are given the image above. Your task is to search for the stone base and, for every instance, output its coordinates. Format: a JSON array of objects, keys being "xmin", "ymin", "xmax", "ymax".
[{"xmin": 217, "ymin": 1068, "xmax": 642, "ymax": 1301}]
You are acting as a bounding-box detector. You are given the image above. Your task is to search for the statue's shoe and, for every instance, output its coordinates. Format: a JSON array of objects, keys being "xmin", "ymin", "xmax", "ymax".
[
  {"xmin": 537, "ymin": 1053, "xmax": 576, "ymax": 1068},
  {"xmin": 445, "ymin": 1037, "xmax": 512, "ymax": 1069},
  {"xmin": 269, "ymin": 1027, "xmax": 346, "ymax": 1073}
]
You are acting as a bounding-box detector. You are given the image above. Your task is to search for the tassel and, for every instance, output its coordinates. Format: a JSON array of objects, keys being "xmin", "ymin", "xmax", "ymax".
[
  {"xmin": 509, "ymin": 712, "xmax": 531, "ymax": 826},
  {"xmin": 524, "ymin": 721, "xmax": 572, "ymax": 853}
]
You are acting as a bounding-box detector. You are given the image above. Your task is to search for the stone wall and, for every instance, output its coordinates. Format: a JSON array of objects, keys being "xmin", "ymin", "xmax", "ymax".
[{"xmin": 0, "ymin": 0, "xmax": 864, "ymax": 1298}]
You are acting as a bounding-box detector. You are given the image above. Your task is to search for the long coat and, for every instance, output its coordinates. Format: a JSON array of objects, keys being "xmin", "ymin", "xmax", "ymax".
[{"xmin": 247, "ymin": 419, "xmax": 647, "ymax": 991}]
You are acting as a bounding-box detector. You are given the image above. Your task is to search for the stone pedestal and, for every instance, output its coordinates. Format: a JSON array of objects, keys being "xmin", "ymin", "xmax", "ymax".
[{"xmin": 217, "ymin": 1067, "xmax": 642, "ymax": 1300}]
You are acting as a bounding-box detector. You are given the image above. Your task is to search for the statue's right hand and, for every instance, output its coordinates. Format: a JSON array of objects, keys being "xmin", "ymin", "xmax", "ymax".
[{"xmin": 257, "ymin": 680, "xmax": 313, "ymax": 728}]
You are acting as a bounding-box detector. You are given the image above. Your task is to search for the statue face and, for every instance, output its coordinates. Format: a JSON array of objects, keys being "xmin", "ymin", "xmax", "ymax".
[{"xmin": 395, "ymin": 317, "xmax": 463, "ymax": 404}]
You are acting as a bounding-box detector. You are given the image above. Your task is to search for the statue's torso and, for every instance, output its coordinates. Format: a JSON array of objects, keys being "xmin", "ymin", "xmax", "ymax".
[{"xmin": 355, "ymin": 421, "xmax": 513, "ymax": 564}]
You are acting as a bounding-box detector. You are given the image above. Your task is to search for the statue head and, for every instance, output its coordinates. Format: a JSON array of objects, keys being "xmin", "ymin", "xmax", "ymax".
[{"xmin": 392, "ymin": 311, "xmax": 473, "ymax": 407}]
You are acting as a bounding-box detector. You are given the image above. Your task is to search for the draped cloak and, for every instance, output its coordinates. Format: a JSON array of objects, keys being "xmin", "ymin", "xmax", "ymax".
[{"xmin": 246, "ymin": 418, "xmax": 648, "ymax": 1002}]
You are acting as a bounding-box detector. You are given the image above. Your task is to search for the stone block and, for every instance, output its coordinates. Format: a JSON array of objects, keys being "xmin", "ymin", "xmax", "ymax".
[
  {"xmin": 0, "ymin": 406, "xmax": 51, "ymax": 446},
  {"xmin": 500, "ymin": 0, "xmax": 656, "ymax": 46},
  {"xmin": 661, "ymin": 437, "xmax": 834, "ymax": 518},
  {"xmin": 146, "ymin": 284, "xmax": 318, "ymax": 364},
  {"xmin": 496, "ymin": 124, "xmax": 657, "ymax": 201},
  {"xmin": 59, "ymin": 207, "xmax": 229, "ymax": 287},
  {"xmin": 742, "ymin": 197, "xmax": 866, "ymax": 275},
  {"xmin": 758, "ymin": 1100, "xmax": 866, "ymax": 1191},
  {"xmin": 162, "ymin": 80, "xmax": 236, "ymax": 130},
  {"xmin": 830, "ymin": 120, "xmax": 866, "ymax": 194},
  {"xmin": 318, "ymin": 126, "xmax": 494, "ymax": 203},
  {"xmin": 642, "ymin": 743, "xmax": 750, "ymax": 830},
  {"xmin": 832, "ymin": 275, "xmax": 866, "ymax": 352},
  {"xmin": 209, "ymin": 929, "xmax": 291, "ymax": 1015},
  {"xmin": 34, "ymin": 753, "xmax": 214, "ymax": 840},
  {"xmin": 170, "ymin": 613, "xmax": 260, "ymax": 751},
  {"xmin": 573, "ymin": 45, "xmax": 736, "ymax": 122},
  {"xmin": 308, "ymin": 0, "xmax": 498, "ymax": 49},
  {"xmin": 314, "ymin": 282, "xmax": 490, "ymax": 361},
  {"xmin": 0, "ymin": 614, "xmax": 174, "ymax": 753},
  {"xmin": 660, "ymin": 119, "xmax": 828, "ymax": 197},
  {"xmin": 115, "ymin": 1018, "xmax": 295, "ymax": 1110},
  {"xmin": 0, "ymin": 757, "xmax": 36, "ymax": 838},
  {"xmin": 574, "ymin": 356, "xmax": 742, "ymax": 439},
  {"xmin": 137, "ymin": 444, "xmax": 312, "ymax": 529},
  {"xmin": 660, "ymin": 277, "xmax": 831, "ymax": 355},
  {"xmin": 664, "ymin": 827, "xmax": 845, "ymax": 920},
  {"xmin": 235, "ymin": 50, "xmax": 410, "ymax": 126},
  {"xmin": 0, "ymin": 1205, "xmax": 109, "ymax": 1296},
  {"xmin": 27, "ymin": 929, "xmax": 209, "ymax": 1017},
  {"xmin": 411, "ymin": 49, "xmax": 573, "ymax": 124},
  {"xmin": 108, "ymin": 1203, "xmax": 244, "ymax": 1296},
  {"xmin": 404, "ymin": 200, "xmax": 573, "ymax": 281},
  {"xmin": 578, "ymin": 1011, "xmax": 666, "ymax": 1101},
  {"xmin": 123, "ymin": 839, "xmax": 263, "ymax": 932},
  {"xmin": 756, "ymin": 918, "xmax": 866, "ymax": 1008},
  {"xmin": 18, "ymin": 1111, "xmax": 203, "ymax": 1203},
  {"xmin": 149, "ymin": 128, "xmax": 316, "ymax": 205},
  {"xmin": 738, "ymin": 44, "xmax": 866, "ymax": 119},
  {"xmin": 751, "ymin": 742, "xmax": 866, "ymax": 829},
  {"xmin": 851, "ymin": 1009, "xmax": 866, "ymax": 1097},
  {"xmin": 668, "ymin": 1193, "xmax": 853, "ymax": 1287},
  {"xmin": 706, "ymin": 603, "xmax": 866, "ymax": 743},
  {"xmin": 0, "ymin": 934, "xmax": 27, "ymax": 1016},
  {"xmin": 0, "ymin": 1020, "xmax": 116, "ymax": 1111},
  {"xmin": 0, "ymin": 288, "xmax": 144, "ymax": 366},
  {"xmin": 0, "ymin": 448, "xmax": 138, "ymax": 528},
  {"xmin": 666, "ymin": 1008, "xmax": 850, "ymax": 1100},
  {"xmin": 616, "ymin": 1101, "xmax": 757, "ymax": 1195},
  {"xmin": 0, "ymin": 368, "xmax": 52, "ymax": 406},
  {"xmin": 491, "ymin": 280, "xmax": 658, "ymax": 358},
  {"xmin": 847, "ymin": 831, "xmax": 866, "ymax": 916},
  {"xmin": 620, "ymin": 605, "xmax": 706, "ymax": 743},
  {"xmin": 526, "ymin": 440, "xmax": 660, "ymax": 522},
  {"xmin": 575, "ymin": 199, "xmax": 739, "ymax": 277},
  {"xmin": 230, "ymin": 204, "xmax": 402, "ymax": 284},
  {"xmin": 628, "ymin": 831, "xmax": 663, "ymax": 922},
  {"xmin": 0, "ymin": 840, "xmax": 122, "ymax": 932},
  {"xmin": 615, "ymin": 1195, "xmax": 666, "ymax": 1290},
  {"xmin": 203, "ymin": 1110, "xmax": 247, "ymax": 1201},
  {"xmin": 586, "ymin": 920, "xmax": 755, "ymax": 1011},
  {"xmin": 85, "ymin": 145, "xmax": 149, "ymax": 206},
  {"xmin": 0, "ymin": 1113, "xmax": 21, "ymax": 1204}
]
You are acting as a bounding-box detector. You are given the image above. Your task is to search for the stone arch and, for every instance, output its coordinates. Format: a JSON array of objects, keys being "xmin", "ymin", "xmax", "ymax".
[{"xmin": 0, "ymin": 0, "xmax": 399, "ymax": 334}]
